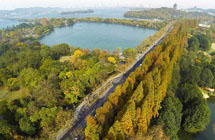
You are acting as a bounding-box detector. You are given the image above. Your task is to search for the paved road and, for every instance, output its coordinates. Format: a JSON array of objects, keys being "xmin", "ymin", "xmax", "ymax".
[{"xmin": 58, "ymin": 25, "xmax": 173, "ymax": 140}]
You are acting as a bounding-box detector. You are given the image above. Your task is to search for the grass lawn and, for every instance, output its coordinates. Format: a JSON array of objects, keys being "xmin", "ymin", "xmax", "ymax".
[
  {"xmin": 60, "ymin": 56, "xmax": 72, "ymax": 62},
  {"xmin": 2, "ymin": 88, "xmax": 30, "ymax": 101},
  {"xmin": 211, "ymin": 43, "xmax": 215, "ymax": 50},
  {"xmin": 0, "ymin": 86, "xmax": 8, "ymax": 98}
]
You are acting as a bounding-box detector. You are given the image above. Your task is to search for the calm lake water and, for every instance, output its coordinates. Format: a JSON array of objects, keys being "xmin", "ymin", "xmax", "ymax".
[
  {"xmin": 0, "ymin": 8, "xmax": 131, "ymax": 29},
  {"xmin": 0, "ymin": 19, "xmax": 22, "ymax": 29},
  {"xmin": 40, "ymin": 22, "xmax": 156, "ymax": 51},
  {"xmin": 24, "ymin": 8, "xmax": 130, "ymax": 19},
  {"xmin": 178, "ymin": 98, "xmax": 215, "ymax": 140}
]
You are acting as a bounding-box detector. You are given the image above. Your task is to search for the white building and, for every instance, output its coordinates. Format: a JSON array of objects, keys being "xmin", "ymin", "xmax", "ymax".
[{"xmin": 199, "ymin": 24, "xmax": 211, "ymax": 28}]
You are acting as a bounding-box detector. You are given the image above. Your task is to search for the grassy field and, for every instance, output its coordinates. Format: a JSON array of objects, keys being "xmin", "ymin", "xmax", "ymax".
[
  {"xmin": 0, "ymin": 87, "xmax": 30, "ymax": 101},
  {"xmin": 0, "ymin": 86, "xmax": 8, "ymax": 98},
  {"xmin": 60, "ymin": 56, "xmax": 72, "ymax": 62},
  {"xmin": 211, "ymin": 43, "xmax": 215, "ymax": 50}
]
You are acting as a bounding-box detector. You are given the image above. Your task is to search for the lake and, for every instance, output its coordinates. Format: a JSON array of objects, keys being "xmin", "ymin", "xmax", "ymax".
[
  {"xmin": 0, "ymin": 19, "xmax": 22, "ymax": 29},
  {"xmin": 178, "ymin": 98, "xmax": 215, "ymax": 140},
  {"xmin": 24, "ymin": 8, "xmax": 130, "ymax": 19},
  {"xmin": 0, "ymin": 8, "xmax": 131, "ymax": 29},
  {"xmin": 40, "ymin": 22, "xmax": 157, "ymax": 51}
]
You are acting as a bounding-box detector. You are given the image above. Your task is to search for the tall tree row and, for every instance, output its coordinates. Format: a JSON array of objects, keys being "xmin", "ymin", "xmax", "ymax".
[{"xmin": 85, "ymin": 20, "xmax": 197, "ymax": 140}]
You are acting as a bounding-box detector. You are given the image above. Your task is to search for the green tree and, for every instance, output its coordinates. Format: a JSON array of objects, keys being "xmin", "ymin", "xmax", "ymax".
[
  {"xmin": 178, "ymin": 84, "xmax": 202, "ymax": 104},
  {"xmin": 17, "ymin": 49, "xmax": 42, "ymax": 70},
  {"xmin": 122, "ymin": 48, "xmax": 137, "ymax": 58},
  {"xmin": 196, "ymin": 34, "xmax": 211, "ymax": 51},
  {"xmin": 0, "ymin": 120, "xmax": 15, "ymax": 140},
  {"xmin": 182, "ymin": 66, "xmax": 201, "ymax": 85},
  {"xmin": 18, "ymin": 68, "xmax": 41, "ymax": 89},
  {"xmin": 157, "ymin": 95, "xmax": 182, "ymax": 140},
  {"xmin": 85, "ymin": 116, "xmax": 100, "ymax": 140},
  {"xmin": 199, "ymin": 68, "xmax": 214, "ymax": 87},
  {"xmin": 179, "ymin": 84, "xmax": 210, "ymax": 133},
  {"xmin": 188, "ymin": 36, "xmax": 200, "ymax": 52},
  {"xmin": 183, "ymin": 98, "xmax": 210, "ymax": 133},
  {"xmin": 40, "ymin": 58, "xmax": 67, "ymax": 77},
  {"xmin": 51, "ymin": 43, "xmax": 70, "ymax": 59},
  {"xmin": 7, "ymin": 78, "xmax": 19, "ymax": 91},
  {"xmin": 19, "ymin": 117, "xmax": 36, "ymax": 136},
  {"xmin": 32, "ymin": 80, "xmax": 62, "ymax": 108}
]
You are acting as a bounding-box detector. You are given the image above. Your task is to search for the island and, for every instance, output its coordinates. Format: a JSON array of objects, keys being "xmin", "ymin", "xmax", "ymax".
[{"xmin": 61, "ymin": 9, "xmax": 94, "ymax": 15}]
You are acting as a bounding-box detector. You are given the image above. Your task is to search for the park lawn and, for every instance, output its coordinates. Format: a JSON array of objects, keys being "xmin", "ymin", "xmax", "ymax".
[
  {"xmin": 60, "ymin": 56, "xmax": 72, "ymax": 62},
  {"xmin": 3, "ymin": 88, "xmax": 30, "ymax": 101},
  {"xmin": 0, "ymin": 86, "xmax": 8, "ymax": 97},
  {"xmin": 211, "ymin": 43, "xmax": 215, "ymax": 50}
]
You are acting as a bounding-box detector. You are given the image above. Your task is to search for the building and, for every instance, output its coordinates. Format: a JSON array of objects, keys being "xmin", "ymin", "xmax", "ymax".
[
  {"xmin": 173, "ymin": 3, "xmax": 177, "ymax": 10},
  {"xmin": 199, "ymin": 24, "xmax": 211, "ymax": 28}
]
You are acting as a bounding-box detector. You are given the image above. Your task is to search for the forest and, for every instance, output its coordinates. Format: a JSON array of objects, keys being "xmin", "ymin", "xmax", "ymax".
[
  {"xmin": 0, "ymin": 42, "xmax": 122, "ymax": 139},
  {"xmin": 0, "ymin": 17, "xmax": 168, "ymax": 139},
  {"xmin": 74, "ymin": 17, "xmax": 166, "ymax": 30},
  {"xmin": 1, "ymin": 13, "xmax": 214, "ymax": 140},
  {"xmin": 84, "ymin": 19, "xmax": 197, "ymax": 140},
  {"xmin": 154, "ymin": 20, "xmax": 215, "ymax": 140},
  {"xmin": 124, "ymin": 7, "xmax": 214, "ymax": 21}
]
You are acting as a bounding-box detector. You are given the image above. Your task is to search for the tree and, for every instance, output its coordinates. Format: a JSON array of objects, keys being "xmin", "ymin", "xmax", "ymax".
[
  {"xmin": 19, "ymin": 117, "xmax": 36, "ymax": 136},
  {"xmin": 107, "ymin": 57, "xmax": 116, "ymax": 64},
  {"xmin": 121, "ymin": 111, "xmax": 134, "ymax": 138},
  {"xmin": 188, "ymin": 36, "xmax": 199, "ymax": 52},
  {"xmin": 51, "ymin": 43, "xmax": 70, "ymax": 59},
  {"xmin": 18, "ymin": 68, "xmax": 41, "ymax": 89},
  {"xmin": 17, "ymin": 49, "xmax": 42, "ymax": 70},
  {"xmin": 199, "ymin": 68, "xmax": 214, "ymax": 87},
  {"xmin": 196, "ymin": 34, "xmax": 211, "ymax": 51},
  {"xmin": 178, "ymin": 84, "xmax": 210, "ymax": 133},
  {"xmin": 85, "ymin": 116, "xmax": 100, "ymax": 140},
  {"xmin": 112, "ymin": 121, "xmax": 125, "ymax": 140},
  {"xmin": 7, "ymin": 78, "xmax": 19, "ymax": 91},
  {"xmin": 157, "ymin": 95, "xmax": 182, "ymax": 140},
  {"xmin": 182, "ymin": 98, "xmax": 210, "ymax": 133},
  {"xmin": 122, "ymin": 48, "xmax": 137, "ymax": 58},
  {"xmin": 32, "ymin": 80, "xmax": 62, "ymax": 108},
  {"xmin": 39, "ymin": 107, "xmax": 60, "ymax": 128},
  {"xmin": 116, "ymin": 47, "xmax": 121, "ymax": 53},
  {"xmin": 130, "ymin": 125, "xmax": 170, "ymax": 140},
  {"xmin": 181, "ymin": 66, "xmax": 201, "ymax": 85},
  {"xmin": 40, "ymin": 58, "xmax": 66, "ymax": 77},
  {"xmin": 178, "ymin": 84, "xmax": 202, "ymax": 104},
  {"xmin": 0, "ymin": 120, "xmax": 15, "ymax": 140}
]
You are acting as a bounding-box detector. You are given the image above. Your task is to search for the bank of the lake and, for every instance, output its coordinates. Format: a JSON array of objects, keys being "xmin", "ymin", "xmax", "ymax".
[
  {"xmin": 40, "ymin": 22, "xmax": 157, "ymax": 51},
  {"xmin": 178, "ymin": 97, "xmax": 215, "ymax": 140}
]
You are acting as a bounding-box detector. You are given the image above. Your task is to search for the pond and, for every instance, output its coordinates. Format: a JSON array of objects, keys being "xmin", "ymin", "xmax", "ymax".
[
  {"xmin": 40, "ymin": 22, "xmax": 157, "ymax": 51},
  {"xmin": 178, "ymin": 97, "xmax": 215, "ymax": 140}
]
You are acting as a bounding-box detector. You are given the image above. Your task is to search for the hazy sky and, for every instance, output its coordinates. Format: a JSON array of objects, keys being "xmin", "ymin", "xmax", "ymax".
[{"xmin": 0, "ymin": 0, "xmax": 215, "ymax": 10}]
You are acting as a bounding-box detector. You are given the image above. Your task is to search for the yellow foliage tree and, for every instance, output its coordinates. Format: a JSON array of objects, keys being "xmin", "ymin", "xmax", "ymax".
[
  {"xmin": 71, "ymin": 49, "xmax": 85, "ymax": 64},
  {"xmin": 107, "ymin": 57, "xmax": 116, "ymax": 64}
]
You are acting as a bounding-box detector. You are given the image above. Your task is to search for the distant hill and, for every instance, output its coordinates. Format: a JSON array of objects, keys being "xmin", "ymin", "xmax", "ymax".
[
  {"xmin": 0, "ymin": 7, "xmax": 62, "ymax": 19},
  {"xmin": 61, "ymin": 9, "xmax": 94, "ymax": 15},
  {"xmin": 0, "ymin": 7, "xmax": 94, "ymax": 19},
  {"xmin": 187, "ymin": 7, "xmax": 215, "ymax": 15},
  {"xmin": 124, "ymin": 7, "xmax": 214, "ymax": 20},
  {"xmin": 14, "ymin": 7, "xmax": 61, "ymax": 12},
  {"xmin": 0, "ymin": 7, "xmax": 62, "ymax": 14}
]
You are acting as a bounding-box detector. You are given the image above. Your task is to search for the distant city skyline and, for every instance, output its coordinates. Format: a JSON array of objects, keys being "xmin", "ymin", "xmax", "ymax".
[{"xmin": 0, "ymin": 0, "xmax": 214, "ymax": 10}]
